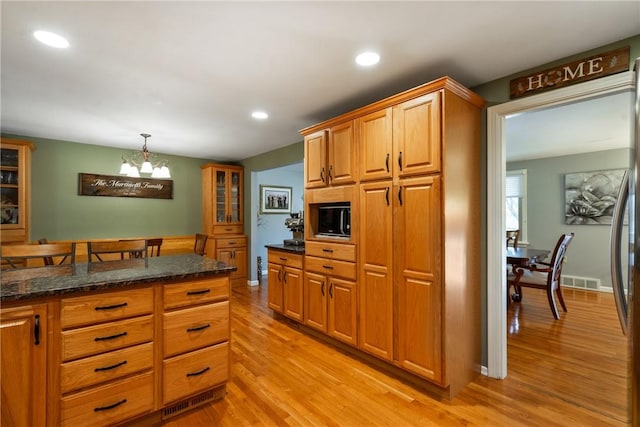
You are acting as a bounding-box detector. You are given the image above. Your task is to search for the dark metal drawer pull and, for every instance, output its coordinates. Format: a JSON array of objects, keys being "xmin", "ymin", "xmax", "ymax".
[
  {"xmin": 95, "ymin": 302, "xmax": 128, "ymax": 311},
  {"xmin": 322, "ymin": 248, "xmax": 333, "ymax": 253},
  {"xmin": 186, "ymin": 289, "xmax": 211, "ymax": 296},
  {"xmin": 95, "ymin": 360, "xmax": 127, "ymax": 372},
  {"xmin": 279, "ymin": 257, "xmax": 287, "ymax": 261},
  {"xmin": 187, "ymin": 323, "xmax": 211, "ymax": 332},
  {"xmin": 94, "ymin": 331, "xmax": 127, "ymax": 342},
  {"xmin": 186, "ymin": 367, "xmax": 210, "ymax": 377},
  {"xmin": 94, "ymin": 399, "xmax": 127, "ymax": 412}
]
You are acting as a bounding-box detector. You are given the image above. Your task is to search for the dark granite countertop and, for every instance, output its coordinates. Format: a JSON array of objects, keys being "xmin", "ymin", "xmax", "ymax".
[
  {"xmin": 265, "ymin": 243, "xmax": 306, "ymax": 254},
  {"xmin": 1, "ymin": 254, "xmax": 236, "ymax": 303}
]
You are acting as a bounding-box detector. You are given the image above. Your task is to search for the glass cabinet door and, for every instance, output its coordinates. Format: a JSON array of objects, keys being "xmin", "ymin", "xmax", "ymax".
[
  {"xmin": 1, "ymin": 148, "xmax": 20, "ymax": 225},
  {"xmin": 215, "ymin": 170, "xmax": 227, "ymax": 224},
  {"xmin": 230, "ymin": 171, "xmax": 241, "ymax": 222}
]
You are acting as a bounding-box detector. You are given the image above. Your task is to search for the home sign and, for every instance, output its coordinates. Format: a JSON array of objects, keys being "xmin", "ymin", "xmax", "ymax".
[
  {"xmin": 509, "ymin": 46, "xmax": 629, "ymax": 99},
  {"xmin": 78, "ymin": 173, "xmax": 173, "ymax": 199}
]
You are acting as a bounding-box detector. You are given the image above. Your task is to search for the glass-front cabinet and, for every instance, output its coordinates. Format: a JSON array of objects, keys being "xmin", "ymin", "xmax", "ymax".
[
  {"xmin": 202, "ymin": 163, "xmax": 244, "ymax": 235},
  {"xmin": 0, "ymin": 138, "xmax": 35, "ymax": 244}
]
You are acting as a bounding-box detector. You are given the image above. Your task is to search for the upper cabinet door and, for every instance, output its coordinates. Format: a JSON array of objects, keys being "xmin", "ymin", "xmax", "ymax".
[
  {"xmin": 304, "ymin": 130, "xmax": 327, "ymax": 189},
  {"xmin": 327, "ymin": 121, "xmax": 356, "ymax": 187},
  {"xmin": 393, "ymin": 91, "xmax": 441, "ymax": 178},
  {"xmin": 228, "ymin": 169, "xmax": 242, "ymax": 223},
  {"xmin": 358, "ymin": 108, "xmax": 393, "ymax": 182},
  {"xmin": 0, "ymin": 138, "xmax": 34, "ymax": 244}
]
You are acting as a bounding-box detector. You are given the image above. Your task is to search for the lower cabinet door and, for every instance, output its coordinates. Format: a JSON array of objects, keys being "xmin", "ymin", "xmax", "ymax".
[
  {"xmin": 61, "ymin": 371, "xmax": 154, "ymax": 427},
  {"xmin": 328, "ymin": 278, "xmax": 357, "ymax": 346},
  {"xmin": 163, "ymin": 342, "xmax": 229, "ymax": 404},
  {"xmin": 303, "ymin": 271, "xmax": 327, "ymax": 332}
]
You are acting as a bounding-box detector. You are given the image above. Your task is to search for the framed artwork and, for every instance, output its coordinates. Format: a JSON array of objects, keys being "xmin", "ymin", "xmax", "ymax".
[
  {"xmin": 260, "ymin": 185, "xmax": 292, "ymax": 214},
  {"xmin": 565, "ymin": 168, "xmax": 626, "ymax": 225}
]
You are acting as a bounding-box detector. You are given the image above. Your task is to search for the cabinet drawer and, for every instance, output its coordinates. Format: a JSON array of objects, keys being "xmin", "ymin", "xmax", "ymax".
[
  {"xmin": 164, "ymin": 277, "xmax": 229, "ymax": 310},
  {"xmin": 164, "ymin": 302, "xmax": 229, "ymax": 357},
  {"xmin": 268, "ymin": 250, "xmax": 303, "ymax": 269},
  {"xmin": 61, "ymin": 287, "xmax": 153, "ymax": 329},
  {"xmin": 61, "ymin": 342, "xmax": 154, "ymax": 394},
  {"xmin": 305, "ymin": 241, "xmax": 356, "ymax": 262},
  {"xmin": 305, "ymin": 256, "xmax": 356, "ymax": 280},
  {"xmin": 163, "ymin": 342, "xmax": 229, "ymax": 405},
  {"xmin": 61, "ymin": 315, "xmax": 154, "ymax": 362},
  {"xmin": 61, "ymin": 371, "xmax": 153, "ymax": 427},
  {"xmin": 213, "ymin": 225, "xmax": 243, "ymax": 235},
  {"xmin": 215, "ymin": 235, "xmax": 247, "ymax": 248}
]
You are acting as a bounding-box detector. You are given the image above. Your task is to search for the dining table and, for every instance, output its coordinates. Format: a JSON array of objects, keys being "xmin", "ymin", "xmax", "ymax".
[{"xmin": 506, "ymin": 247, "xmax": 551, "ymax": 302}]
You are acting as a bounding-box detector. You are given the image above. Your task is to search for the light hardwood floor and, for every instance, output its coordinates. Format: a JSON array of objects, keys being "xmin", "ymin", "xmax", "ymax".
[{"xmin": 161, "ymin": 283, "xmax": 629, "ymax": 426}]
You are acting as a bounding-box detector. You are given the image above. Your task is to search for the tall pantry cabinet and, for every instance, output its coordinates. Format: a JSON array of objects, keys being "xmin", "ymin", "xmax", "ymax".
[
  {"xmin": 201, "ymin": 164, "xmax": 247, "ymax": 286},
  {"xmin": 301, "ymin": 76, "xmax": 484, "ymax": 398},
  {"xmin": 0, "ymin": 137, "xmax": 35, "ymax": 245}
]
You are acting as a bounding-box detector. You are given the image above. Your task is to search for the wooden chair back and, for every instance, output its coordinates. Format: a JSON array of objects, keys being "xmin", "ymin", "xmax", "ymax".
[
  {"xmin": 506, "ymin": 229, "xmax": 520, "ymax": 248},
  {"xmin": 38, "ymin": 238, "xmax": 54, "ymax": 265},
  {"xmin": 147, "ymin": 238, "xmax": 163, "ymax": 257},
  {"xmin": 194, "ymin": 233, "xmax": 208, "ymax": 256},
  {"xmin": 2, "ymin": 242, "xmax": 77, "ymax": 269},
  {"xmin": 88, "ymin": 240, "xmax": 148, "ymax": 262},
  {"xmin": 508, "ymin": 232, "xmax": 575, "ymax": 319}
]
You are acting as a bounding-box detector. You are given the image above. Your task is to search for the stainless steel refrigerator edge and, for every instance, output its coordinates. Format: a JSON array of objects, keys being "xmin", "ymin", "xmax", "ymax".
[{"xmin": 611, "ymin": 56, "xmax": 640, "ymax": 426}]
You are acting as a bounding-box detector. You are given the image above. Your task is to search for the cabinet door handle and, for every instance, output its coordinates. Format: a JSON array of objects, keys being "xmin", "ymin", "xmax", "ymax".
[
  {"xmin": 34, "ymin": 314, "xmax": 41, "ymax": 346},
  {"xmin": 187, "ymin": 289, "xmax": 211, "ymax": 296},
  {"xmin": 320, "ymin": 167, "xmax": 325, "ymax": 183},
  {"xmin": 321, "ymin": 282, "xmax": 325, "ymax": 296},
  {"xmin": 328, "ymin": 165, "xmax": 333, "ymax": 182},
  {"xmin": 385, "ymin": 153, "xmax": 390, "ymax": 173},
  {"xmin": 94, "ymin": 399, "xmax": 127, "ymax": 412},
  {"xmin": 398, "ymin": 151, "xmax": 403, "ymax": 171},
  {"xmin": 385, "ymin": 187, "xmax": 390, "ymax": 206},
  {"xmin": 187, "ymin": 323, "xmax": 211, "ymax": 333},
  {"xmin": 94, "ymin": 331, "xmax": 128, "ymax": 342},
  {"xmin": 94, "ymin": 360, "xmax": 127, "ymax": 372},
  {"xmin": 329, "ymin": 283, "xmax": 333, "ymax": 299},
  {"xmin": 398, "ymin": 187, "xmax": 403, "ymax": 206},
  {"xmin": 283, "ymin": 271, "xmax": 287, "ymax": 283},
  {"xmin": 186, "ymin": 366, "xmax": 210, "ymax": 377},
  {"xmin": 95, "ymin": 302, "xmax": 128, "ymax": 311},
  {"xmin": 278, "ymin": 270, "xmax": 281, "ymax": 282}
]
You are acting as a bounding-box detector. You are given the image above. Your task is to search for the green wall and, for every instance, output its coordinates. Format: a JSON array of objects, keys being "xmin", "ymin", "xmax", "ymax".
[{"xmin": 2, "ymin": 133, "xmax": 213, "ymax": 240}]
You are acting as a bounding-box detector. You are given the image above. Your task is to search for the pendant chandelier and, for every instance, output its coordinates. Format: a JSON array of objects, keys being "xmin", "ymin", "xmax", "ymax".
[{"xmin": 119, "ymin": 133, "xmax": 171, "ymax": 178}]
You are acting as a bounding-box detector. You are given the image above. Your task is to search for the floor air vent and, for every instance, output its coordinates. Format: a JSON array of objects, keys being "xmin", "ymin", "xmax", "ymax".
[
  {"xmin": 162, "ymin": 389, "xmax": 217, "ymax": 420},
  {"xmin": 561, "ymin": 275, "xmax": 603, "ymax": 291}
]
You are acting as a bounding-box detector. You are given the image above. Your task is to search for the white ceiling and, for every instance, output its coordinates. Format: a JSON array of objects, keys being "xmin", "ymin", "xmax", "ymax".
[
  {"xmin": 1, "ymin": 2, "xmax": 639, "ymax": 162},
  {"xmin": 506, "ymin": 90, "xmax": 635, "ymax": 162}
]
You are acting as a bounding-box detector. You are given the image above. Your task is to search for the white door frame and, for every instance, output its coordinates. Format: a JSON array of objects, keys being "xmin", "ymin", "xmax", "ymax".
[{"xmin": 486, "ymin": 71, "xmax": 634, "ymax": 379}]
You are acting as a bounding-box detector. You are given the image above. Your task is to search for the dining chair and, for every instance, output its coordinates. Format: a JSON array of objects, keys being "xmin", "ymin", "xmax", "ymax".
[
  {"xmin": 38, "ymin": 238, "xmax": 54, "ymax": 265},
  {"xmin": 194, "ymin": 233, "xmax": 208, "ymax": 256},
  {"xmin": 2, "ymin": 242, "xmax": 77, "ymax": 269},
  {"xmin": 88, "ymin": 240, "xmax": 148, "ymax": 262},
  {"xmin": 506, "ymin": 229, "xmax": 520, "ymax": 248},
  {"xmin": 146, "ymin": 238, "xmax": 163, "ymax": 257},
  {"xmin": 507, "ymin": 232, "xmax": 575, "ymax": 319}
]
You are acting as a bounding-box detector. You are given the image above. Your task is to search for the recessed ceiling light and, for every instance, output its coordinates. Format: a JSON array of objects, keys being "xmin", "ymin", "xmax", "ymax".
[
  {"xmin": 252, "ymin": 111, "xmax": 268, "ymax": 120},
  {"xmin": 355, "ymin": 51, "xmax": 380, "ymax": 66},
  {"xmin": 33, "ymin": 30, "xmax": 69, "ymax": 48}
]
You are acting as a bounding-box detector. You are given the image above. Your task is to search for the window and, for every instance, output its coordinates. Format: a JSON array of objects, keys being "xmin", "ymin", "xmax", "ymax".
[{"xmin": 506, "ymin": 169, "xmax": 527, "ymax": 244}]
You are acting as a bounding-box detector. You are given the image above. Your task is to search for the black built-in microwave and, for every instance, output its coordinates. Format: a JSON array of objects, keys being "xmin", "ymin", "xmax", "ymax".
[{"xmin": 316, "ymin": 203, "xmax": 351, "ymax": 238}]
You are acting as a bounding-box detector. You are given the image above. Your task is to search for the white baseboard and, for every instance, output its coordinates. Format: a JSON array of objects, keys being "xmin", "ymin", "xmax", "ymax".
[
  {"xmin": 481, "ymin": 365, "xmax": 488, "ymax": 376},
  {"xmin": 248, "ymin": 280, "xmax": 259, "ymax": 287}
]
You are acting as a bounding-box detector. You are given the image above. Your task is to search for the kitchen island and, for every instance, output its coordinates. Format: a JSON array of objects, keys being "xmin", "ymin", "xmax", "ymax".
[{"xmin": 1, "ymin": 254, "xmax": 236, "ymax": 427}]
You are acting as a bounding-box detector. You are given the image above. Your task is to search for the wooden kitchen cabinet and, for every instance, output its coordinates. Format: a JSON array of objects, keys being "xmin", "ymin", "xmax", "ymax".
[
  {"xmin": 267, "ymin": 248, "xmax": 304, "ymax": 321},
  {"xmin": 0, "ymin": 137, "xmax": 35, "ymax": 245},
  {"xmin": 301, "ymin": 76, "xmax": 483, "ymax": 397},
  {"xmin": 214, "ymin": 235, "xmax": 248, "ymax": 287},
  {"xmin": 59, "ymin": 286, "xmax": 155, "ymax": 426},
  {"xmin": 304, "ymin": 241, "xmax": 357, "ymax": 346},
  {"xmin": 202, "ymin": 164, "xmax": 244, "ymax": 235},
  {"xmin": 0, "ymin": 303, "xmax": 48, "ymax": 427},
  {"xmin": 303, "ymin": 121, "xmax": 356, "ymax": 189}
]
